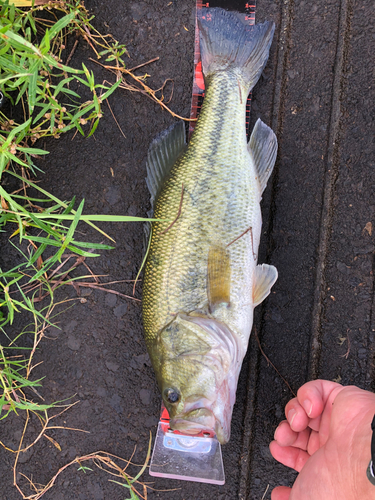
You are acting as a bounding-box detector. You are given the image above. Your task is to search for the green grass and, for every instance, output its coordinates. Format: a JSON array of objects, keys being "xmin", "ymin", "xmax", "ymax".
[
  {"xmin": 0, "ymin": 0, "xmax": 150, "ymax": 420},
  {"xmin": 0, "ymin": 3, "xmax": 171, "ymax": 499}
]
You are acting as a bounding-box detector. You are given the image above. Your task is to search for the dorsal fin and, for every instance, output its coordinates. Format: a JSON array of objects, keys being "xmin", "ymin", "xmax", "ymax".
[
  {"xmin": 146, "ymin": 121, "xmax": 187, "ymax": 212},
  {"xmin": 248, "ymin": 119, "xmax": 277, "ymax": 194}
]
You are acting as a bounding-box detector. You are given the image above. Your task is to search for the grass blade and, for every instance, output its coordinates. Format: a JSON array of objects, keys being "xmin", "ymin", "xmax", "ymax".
[{"xmin": 7, "ymin": 171, "xmax": 116, "ymax": 242}]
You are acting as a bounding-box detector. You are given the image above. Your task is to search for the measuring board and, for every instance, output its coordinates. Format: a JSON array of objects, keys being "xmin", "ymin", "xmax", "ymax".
[
  {"xmin": 149, "ymin": 0, "xmax": 258, "ymax": 485},
  {"xmin": 189, "ymin": 0, "xmax": 256, "ymax": 137}
]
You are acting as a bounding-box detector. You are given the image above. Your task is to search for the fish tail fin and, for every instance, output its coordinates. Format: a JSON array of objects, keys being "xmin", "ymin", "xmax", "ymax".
[{"xmin": 198, "ymin": 8, "xmax": 275, "ymax": 92}]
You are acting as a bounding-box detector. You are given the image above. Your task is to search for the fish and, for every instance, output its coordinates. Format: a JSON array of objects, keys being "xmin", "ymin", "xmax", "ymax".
[{"xmin": 142, "ymin": 8, "xmax": 278, "ymax": 444}]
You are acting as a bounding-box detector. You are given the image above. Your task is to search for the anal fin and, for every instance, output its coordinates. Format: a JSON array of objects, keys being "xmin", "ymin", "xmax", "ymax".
[
  {"xmin": 253, "ymin": 264, "xmax": 278, "ymax": 307},
  {"xmin": 207, "ymin": 245, "xmax": 231, "ymax": 312}
]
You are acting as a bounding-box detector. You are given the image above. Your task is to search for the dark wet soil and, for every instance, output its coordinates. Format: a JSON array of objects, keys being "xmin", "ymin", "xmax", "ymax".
[{"xmin": 1, "ymin": 0, "xmax": 374, "ymax": 499}]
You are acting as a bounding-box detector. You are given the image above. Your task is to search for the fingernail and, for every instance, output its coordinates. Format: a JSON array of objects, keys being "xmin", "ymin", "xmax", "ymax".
[
  {"xmin": 303, "ymin": 399, "xmax": 313, "ymax": 416},
  {"xmin": 287, "ymin": 408, "xmax": 296, "ymax": 427}
]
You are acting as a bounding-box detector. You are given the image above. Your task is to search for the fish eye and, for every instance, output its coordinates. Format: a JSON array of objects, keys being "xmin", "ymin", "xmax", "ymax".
[{"xmin": 164, "ymin": 388, "xmax": 180, "ymax": 404}]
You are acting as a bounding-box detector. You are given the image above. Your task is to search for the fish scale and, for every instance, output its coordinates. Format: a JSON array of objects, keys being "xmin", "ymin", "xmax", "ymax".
[{"xmin": 143, "ymin": 72, "xmax": 258, "ymax": 345}]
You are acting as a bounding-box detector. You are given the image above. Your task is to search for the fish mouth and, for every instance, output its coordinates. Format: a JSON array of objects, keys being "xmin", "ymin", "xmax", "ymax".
[
  {"xmin": 179, "ymin": 315, "xmax": 243, "ymax": 444},
  {"xmin": 170, "ymin": 408, "xmax": 216, "ymax": 436},
  {"xmin": 170, "ymin": 406, "xmax": 230, "ymax": 443},
  {"xmin": 161, "ymin": 314, "xmax": 245, "ymax": 443}
]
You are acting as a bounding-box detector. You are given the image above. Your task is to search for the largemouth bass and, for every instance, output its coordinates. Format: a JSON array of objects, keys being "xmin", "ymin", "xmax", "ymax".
[{"xmin": 142, "ymin": 8, "xmax": 278, "ymax": 444}]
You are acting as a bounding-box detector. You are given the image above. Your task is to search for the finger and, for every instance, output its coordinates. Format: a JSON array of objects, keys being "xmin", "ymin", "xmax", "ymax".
[
  {"xmin": 306, "ymin": 429, "xmax": 321, "ymax": 456},
  {"xmin": 297, "ymin": 380, "xmax": 344, "ymax": 445},
  {"xmin": 269, "ymin": 440, "xmax": 310, "ymax": 472},
  {"xmin": 284, "ymin": 399, "xmax": 310, "ymax": 433},
  {"xmin": 271, "ymin": 486, "xmax": 292, "ymax": 500},
  {"xmin": 308, "ymin": 413, "xmax": 321, "ymax": 433},
  {"xmin": 296, "ymin": 379, "xmax": 343, "ymax": 419},
  {"xmin": 274, "ymin": 421, "xmax": 311, "ymax": 450}
]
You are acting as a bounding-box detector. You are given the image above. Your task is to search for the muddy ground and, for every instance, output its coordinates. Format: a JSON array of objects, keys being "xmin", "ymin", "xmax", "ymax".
[{"xmin": 1, "ymin": 0, "xmax": 374, "ymax": 499}]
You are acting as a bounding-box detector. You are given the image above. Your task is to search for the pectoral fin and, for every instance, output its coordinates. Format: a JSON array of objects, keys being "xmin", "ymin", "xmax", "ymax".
[
  {"xmin": 253, "ymin": 264, "xmax": 278, "ymax": 307},
  {"xmin": 207, "ymin": 245, "xmax": 231, "ymax": 311}
]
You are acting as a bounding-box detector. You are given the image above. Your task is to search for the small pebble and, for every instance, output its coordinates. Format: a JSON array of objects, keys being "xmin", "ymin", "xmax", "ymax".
[
  {"xmin": 105, "ymin": 361, "xmax": 119, "ymax": 372},
  {"xmin": 139, "ymin": 389, "xmax": 152, "ymax": 405},
  {"xmin": 67, "ymin": 336, "xmax": 81, "ymax": 351},
  {"xmin": 114, "ymin": 303, "xmax": 128, "ymax": 318},
  {"xmin": 105, "ymin": 293, "xmax": 117, "ymax": 308}
]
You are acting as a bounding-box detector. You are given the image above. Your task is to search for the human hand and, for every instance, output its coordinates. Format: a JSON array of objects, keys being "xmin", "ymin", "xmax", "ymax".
[{"xmin": 270, "ymin": 379, "xmax": 375, "ymax": 499}]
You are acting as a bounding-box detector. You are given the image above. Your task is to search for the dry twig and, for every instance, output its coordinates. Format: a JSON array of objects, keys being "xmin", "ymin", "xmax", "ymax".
[
  {"xmin": 89, "ymin": 58, "xmax": 197, "ymax": 122},
  {"xmin": 254, "ymin": 328, "xmax": 296, "ymax": 397},
  {"xmin": 160, "ymin": 184, "xmax": 184, "ymax": 235}
]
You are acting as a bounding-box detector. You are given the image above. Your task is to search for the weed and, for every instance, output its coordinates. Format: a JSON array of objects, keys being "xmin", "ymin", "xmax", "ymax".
[
  {"xmin": 0, "ymin": 3, "xmax": 180, "ymax": 497},
  {"xmin": 0, "ymin": 0, "xmax": 156, "ymax": 420}
]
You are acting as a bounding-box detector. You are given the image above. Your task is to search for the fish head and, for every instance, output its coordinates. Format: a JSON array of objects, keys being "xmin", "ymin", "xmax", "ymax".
[{"xmin": 155, "ymin": 313, "xmax": 242, "ymax": 444}]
